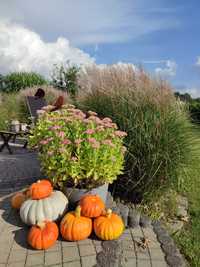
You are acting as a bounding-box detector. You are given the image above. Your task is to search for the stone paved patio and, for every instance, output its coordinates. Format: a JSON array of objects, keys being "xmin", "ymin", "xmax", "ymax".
[
  {"xmin": 0, "ymin": 193, "xmax": 168, "ymax": 267},
  {"xmin": 0, "ymin": 149, "xmax": 185, "ymax": 267}
]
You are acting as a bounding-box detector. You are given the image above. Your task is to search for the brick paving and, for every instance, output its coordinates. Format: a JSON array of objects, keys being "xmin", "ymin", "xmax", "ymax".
[
  {"xmin": 0, "ymin": 149, "xmax": 169, "ymax": 266},
  {"xmin": 0, "ymin": 193, "xmax": 168, "ymax": 267}
]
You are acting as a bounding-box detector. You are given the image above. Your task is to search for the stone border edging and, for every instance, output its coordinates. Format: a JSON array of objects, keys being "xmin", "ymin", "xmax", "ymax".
[{"xmin": 105, "ymin": 192, "xmax": 186, "ymax": 267}]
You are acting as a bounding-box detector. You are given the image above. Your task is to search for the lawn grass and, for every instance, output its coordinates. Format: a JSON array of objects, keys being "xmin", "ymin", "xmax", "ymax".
[{"xmin": 173, "ymin": 127, "xmax": 200, "ymax": 267}]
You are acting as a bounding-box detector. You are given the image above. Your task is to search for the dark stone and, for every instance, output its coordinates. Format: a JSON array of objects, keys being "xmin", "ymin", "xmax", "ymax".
[
  {"xmin": 154, "ymin": 227, "xmax": 166, "ymax": 237},
  {"xmin": 96, "ymin": 240, "xmax": 124, "ymax": 267},
  {"xmin": 128, "ymin": 209, "xmax": 140, "ymax": 228},
  {"xmin": 152, "ymin": 220, "xmax": 162, "ymax": 229},
  {"xmin": 117, "ymin": 203, "xmax": 129, "ymax": 227},
  {"xmin": 112, "ymin": 206, "xmax": 120, "ymax": 215},
  {"xmin": 161, "ymin": 243, "xmax": 178, "ymax": 255},
  {"xmin": 166, "ymin": 255, "xmax": 184, "ymax": 267},
  {"xmin": 157, "ymin": 234, "xmax": 172, "ymax": 245},
  {"xmin": 140, "ymin": 214, "xmax": 151, "ymax": 228}
]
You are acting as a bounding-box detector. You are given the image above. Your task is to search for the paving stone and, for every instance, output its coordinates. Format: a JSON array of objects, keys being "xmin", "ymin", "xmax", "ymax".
[
  {"xmin": 124, "ymin": 257, "xmax": 137, "ymax": 267},
  {"xmin": 137, "ymin": 259, "xmax": 151, "ymax": 267},
  {"xmin": 130, "ymin": 227, "xmax": 143, "ymax": 238},
  {"xmin": 94, "ymin": 245, "xmax": 102, "ymax": 253},
  {"xmin": 63, "ymin": 261, "xmax": 81, "ymax": 267},
  {"xmin": 149, "ymin": 248, "xmax": 165, "ymax": 261},
  {"xmin": 7, "ymin": 262, "xmax": 26, "ymax": 267},
  {"xmin": 77, "ymin": 239, "xmax": 93, "ymax": 246},
  {"xmin": 166, "ymin": 254, "xmax": 184, "ymax": 267},
  {"xmin": 121, "ymin": 240, "xmax": 135, "ymax": 250},
  {"xmin": 79, "ymin": 244, "xmax": 96, "ymax": 257},
  {"xmin": 123, "ymin": 248, "xmax": 136, "ymax": 259},
  {"xmin": 61, "ymin": 241, "xmax": 77, "ymax": 247},
  {"xmin": 8, "ymin": 249, "xmax": 27, "ymax": 263},
  {"xmin": 120, "ymin": 233, "xmax": 132, "ymax": 241},
  {"xmin": 140, "ymin": 215, "xmax": 152, "ymax": 228},
  {"xmin": 62, "ymin": 246, "xmax": 80, "ymax": 262},
  {"xmin": 0, "ymin": 264, "xmax": 6, "ymax": 267},
  {"xmin": 0, "ymin": 252, "xmax": 9, "ymax": 264},
  {"xmin": 128, "ymin": 209, "xmax": 140, "ymax": 228},
  {"xmin": 45, "ymin": 242, "xmax": 61, "ymax": 252},
  {"xmin": 26, "ymin": 253, "xmax": 44, "ymax": 266},
  {"xmin": 45, "ymin": 251, "xmax": 62, "ymax": 266},
  {"xmin": 151, "ymin": 259, "xmax": 168, "ymax": 267},
  {"xmin": 81, "ymin": 255, "xmax": 97, "ymax": 267}
]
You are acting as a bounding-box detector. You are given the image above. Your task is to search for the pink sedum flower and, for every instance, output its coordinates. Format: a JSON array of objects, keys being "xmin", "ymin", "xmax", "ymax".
[
  {"xmin": 50, "ymin": 125, "xmax": 61, "ymax": 130},
  {"xmin": 62, "ymin": 139, "xmax": 71, "ymax": 145},
  {"xmin": 57, "ymin": 131, "xmax": 65, "ymax": 138},
  {"xmin": 40, "ymin": 140, "xmax": 49, "ymax": 145},
  {"xmin": 84, "ymin": 129, "xmax": 95, "ymax": 134},
  {"xmin": 88, "ymin": 137, "xmax": 96, "ymax": 143},
  {"xmin": 102, "ymin": 139, "xmax": 115, "ymax": 147},
  {"xmin": 71, "ymin": 156, "xmax": 78, "ymax": 161},
  {"xmin": 115, "ymin": 130, "xmax": 127, "ymax": 137},
  {"xmin": 75, "ymin": 139, "xmax": 83, "ymax": 145},
  {"xmin": 88, "ymin": 110, "xmax": 97, "ymax": 116},
  {"xmin": 47, "ymin": 151, "xmax": 54, "ymax": 156},
  {"xmin": 91, "ymin": 141, "xmax": 100, "ymax": 149}
]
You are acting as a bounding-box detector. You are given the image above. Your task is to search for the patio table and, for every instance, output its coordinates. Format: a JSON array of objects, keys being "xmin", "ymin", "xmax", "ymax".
[{"xmin": 0, "ymin": 130, "xmax": 29, "ymax": 154}]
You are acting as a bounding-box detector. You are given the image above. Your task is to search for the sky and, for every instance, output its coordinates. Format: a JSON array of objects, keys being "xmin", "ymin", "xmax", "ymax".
[{"xmin": 0, "ymin": 0, "xmax": 200, "ymax": 97}]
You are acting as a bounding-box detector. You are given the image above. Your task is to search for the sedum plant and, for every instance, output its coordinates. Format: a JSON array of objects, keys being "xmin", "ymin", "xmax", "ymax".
[{"xmin": 29, "ymin": 105, "xmax": 127, "ymax": 189}]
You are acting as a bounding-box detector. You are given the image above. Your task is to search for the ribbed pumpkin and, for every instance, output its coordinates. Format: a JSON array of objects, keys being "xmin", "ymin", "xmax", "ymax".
[
  {"xmin": 79, "ymin": 194, "xmax": 105, "ymax": 218},
  {"xmin": 28, "ymin": 221, "xmax": 59, "ymax": 250},
  {"xmin": 29, "ymin": 179, "xmax": 53, "ymax": 200},
  {"xmin": 11, "ymin": 192, "xmax": 27, "ymax": 209},
  {"xmin": 94, "ymin": 209, "xmax": 124, "ymax": 240},
  {"xmin": 60, "ymin": 206, "xmax": 92, "ymax": 241},
  {"xmin": 20, "ymin": 190, "xmax": 68, "ymax": 225}
]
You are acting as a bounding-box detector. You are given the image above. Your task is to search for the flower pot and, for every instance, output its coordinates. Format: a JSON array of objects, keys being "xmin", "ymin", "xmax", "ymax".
[{"xmin": 65, "ymin": 183, "xmax": 108, "ymax": 204}]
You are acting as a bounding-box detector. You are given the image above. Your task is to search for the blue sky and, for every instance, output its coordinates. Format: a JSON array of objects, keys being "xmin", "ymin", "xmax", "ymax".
[{"xmin": 0, "ymin": 0, "xmax": 200, "ymax": 96}]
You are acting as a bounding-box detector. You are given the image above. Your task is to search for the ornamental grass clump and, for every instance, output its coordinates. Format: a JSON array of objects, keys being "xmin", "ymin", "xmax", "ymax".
[{"xmin": 29, "ymin": 105, "xmax": 127, "ymax": 189}]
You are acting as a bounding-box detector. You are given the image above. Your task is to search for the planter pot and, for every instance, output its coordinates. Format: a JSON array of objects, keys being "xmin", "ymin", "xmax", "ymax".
[{"xmin": 65, "ymin": 183, "xmax": 108, "ymax": 204}]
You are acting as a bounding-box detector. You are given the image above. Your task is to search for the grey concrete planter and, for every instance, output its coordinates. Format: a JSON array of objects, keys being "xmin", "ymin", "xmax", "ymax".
[{"xmin": 65, "ymin": 183, "xmax": 108, "ymax": 204}]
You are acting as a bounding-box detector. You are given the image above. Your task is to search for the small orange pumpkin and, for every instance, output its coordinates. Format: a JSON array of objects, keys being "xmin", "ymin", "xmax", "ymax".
[
  {"xmin": 28, "ymin": 221, "xmax": 59, "ymax": 250},
  {"xmin": 94, "ymin": 209, "xmax": 124, "ymax": 240},
  {"xmin": 29, "ymin": 179, "xmax": 53, "ymax": 200},
  {"xmin": 79, "ymin": 194, "xmax": 105, "ymax": 218},
  {"xmin": 11, "ymin": 192, "xmax": 27, "ymax": 209},
  {"xmin": 60, "ymin": 206, "xmax": 92, "ymax": 241}
]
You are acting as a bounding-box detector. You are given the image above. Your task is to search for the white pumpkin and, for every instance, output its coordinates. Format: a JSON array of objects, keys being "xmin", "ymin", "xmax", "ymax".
[{"xmin": 20, "ymin": 190, "xmax": 68, "ymax": 225}]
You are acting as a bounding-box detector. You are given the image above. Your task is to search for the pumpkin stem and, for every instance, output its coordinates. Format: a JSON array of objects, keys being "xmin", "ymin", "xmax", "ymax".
[
  {"xmin": 37, "ymin": 180, "xmax": 41, "ymax": 183},
  {"xmin": 37, "ymin": 221, "xmax": 46, "ymax": 229},
  {"xmin": 75, "ymin": 205, "xmax": 81, "ymax": 218},
  {"xmin": 106, "ymin": 209, "xmax": 112, "ymax": 218}
]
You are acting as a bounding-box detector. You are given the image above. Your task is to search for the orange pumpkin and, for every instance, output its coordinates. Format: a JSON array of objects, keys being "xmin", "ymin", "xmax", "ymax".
[
  {"xmin": 28, "ymin": 221, "xmax": 59, "ymax": 250},
  {"xmin": 94, "ymin": 209, "xmax": 124, "ymax": 240},
  {"xmin": 29, "ymin": 179, "xmax": 53, "ymax": 200},
  {"xmin": 11, "ymin": 192, "xmax": 27, "ymax": 209},
  {"xmin": 79, "ymin": 194, "xmax": 105, "ymax": 218},
  {"xmin": 60, "ymin": 206, "xmax": 92, "ymax": 241}
]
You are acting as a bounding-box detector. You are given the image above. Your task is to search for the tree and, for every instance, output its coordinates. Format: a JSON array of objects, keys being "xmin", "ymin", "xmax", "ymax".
[{"xmin": 51, "ymin": 62, "xmax": 80, "ymax": 97}]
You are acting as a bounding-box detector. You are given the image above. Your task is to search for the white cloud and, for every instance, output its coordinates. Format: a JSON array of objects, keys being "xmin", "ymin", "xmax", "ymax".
[
  {"xmin": 0, "ymin": 21, "xmax": 95, "ymax": 77},
  {"xmin": 196, "ymin": 57, "xmax": 200, "ymax": 66},
  {"xmin": 155, "ymin": 60, "xmax": 177, "ymax": 77},
  {"xmin": 0, "ymin": 0, "xmax": 180, "ymax": 45},
  {"xmin": 179, "ymin": 87, "xmax": 200, "ymax": 98}
]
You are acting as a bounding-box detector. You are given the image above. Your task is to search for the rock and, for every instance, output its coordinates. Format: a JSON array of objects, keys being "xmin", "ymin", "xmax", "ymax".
[
  {"xmin": 161, "ymin": 243, "xmax": 178, "ymax": 255},
  {"xmin": 157, "ymin": 234, "xmax": 172, "ymax": 245},
  {"xmin": 166, "ymin": 255, "xmax": 185, "ymax": 267},
  {"xmin": 176, "ymin": 195, "xmax": 188, "ymax": 210},
  {"xmin": 152, "ymin": 220, "xmax": 162, "ymax": 229},
  {"xmin": 168, "ymin": 220, "xmax": 184, "ymax": 234},
  {"xmin": 117, "ymin": 203, "xmax": 129, "ymax": 227},
  {"xmin": 128, "ymin": 209, "xmax": 140, "ymax": 228},
  {"xmin": 176, "ymin": 206, "xmax": 187, "ymax": 218},
  {"xmin": 112, "ymin": 206, "xmax": 120, "ymax": 215},
  {"xmin": 140, "ymin": 214, "xmax": 151, "ymax": 228}
]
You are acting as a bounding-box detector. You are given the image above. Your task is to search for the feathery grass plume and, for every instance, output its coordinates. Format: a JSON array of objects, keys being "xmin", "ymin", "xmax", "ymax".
[{"xmin": 77, "ymin": 64, "xmax": 196, "ymax": 201}]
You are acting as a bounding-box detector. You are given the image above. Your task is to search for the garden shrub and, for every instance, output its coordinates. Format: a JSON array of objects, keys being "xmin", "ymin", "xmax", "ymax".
[
  {"xmin": 29, "ymin": 106, "xmax": 126, "ymax": 189},
  {"xmin": 77, "ymin": 65, "xmax": 195, "ymax": 201},
  {"xmin": 1, "ymin": 72, "xmax": 47, "ymax": 93},
  {"xmin": 51, "ymin": 62, "xmax": 80, "ymax": 97}
]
